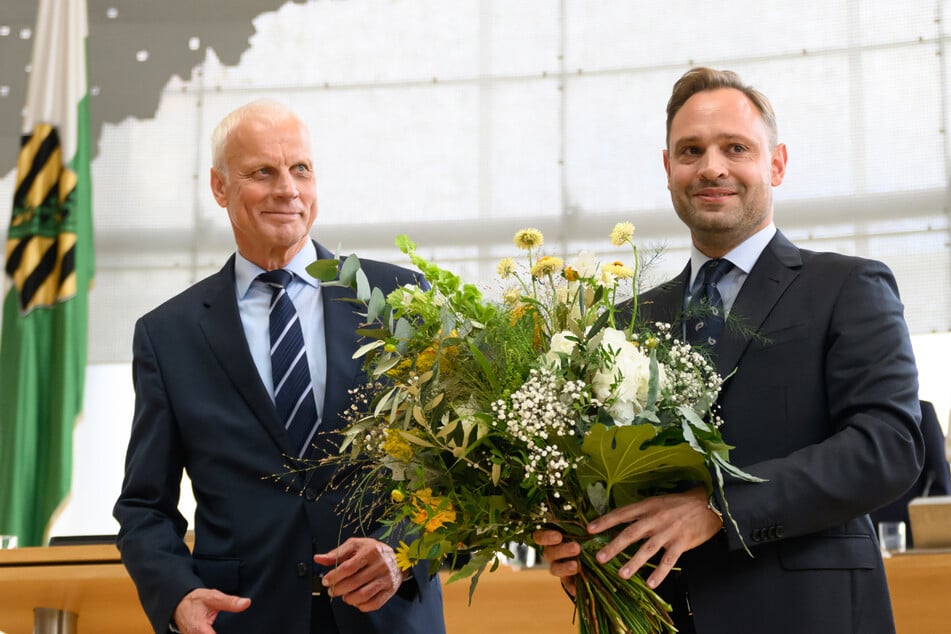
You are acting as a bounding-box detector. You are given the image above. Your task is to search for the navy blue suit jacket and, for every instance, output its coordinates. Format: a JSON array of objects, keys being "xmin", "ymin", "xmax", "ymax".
[
  {"xmin": 637, "ymin": 231, "xmax": 923, "ymax": 634},
  {"xmin": 114, "ymin": 242, "xmax": 445, "ymax": 633}
]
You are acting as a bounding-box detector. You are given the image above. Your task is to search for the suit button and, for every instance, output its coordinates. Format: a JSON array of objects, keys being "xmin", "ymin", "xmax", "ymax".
[
  {"xmin": 297, "ymin": 562, "xmax": 308, "ymax": 577},
  {"xmin": 776, "ymin": 526, "xmax": 784, "ymax": 538},
  {"xmin": 767, "ymin": 527, "xmax": 777, "ymax": 539},
  {"xmin": 751, "ymin": 528, "xmax": 762, "ymax": 542},
  {"xmin": 304, "ymin": 487, "xmax": 317, "ymax": 501}
]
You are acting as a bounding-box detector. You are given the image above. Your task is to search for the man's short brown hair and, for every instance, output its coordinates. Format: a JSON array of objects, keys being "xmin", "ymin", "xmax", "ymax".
[{"xmin": 666, "ymin": 67, "xmax": 778, "ymax": 148}]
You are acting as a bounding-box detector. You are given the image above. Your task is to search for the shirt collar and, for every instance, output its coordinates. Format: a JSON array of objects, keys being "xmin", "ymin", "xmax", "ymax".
[
  {"xmin": 688, "ymin": 223, "xmax": 776, "ymax": 288},
  {"xmin": 234, "ymin": 241, "xmax": 320, "ymax": 299}
]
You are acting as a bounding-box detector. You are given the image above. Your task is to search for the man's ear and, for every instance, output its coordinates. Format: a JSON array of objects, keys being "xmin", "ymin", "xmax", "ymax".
[
  {"xmin": 210, "ymin": 167, "xmax": 228, "ymax": 207},
  {"xmin": 770, "ymin": 143, "xmax": 788, "ymax": 187},
  {"xmin": 662, "ymin": 148, "xmax": 672, "ymax": 191}
]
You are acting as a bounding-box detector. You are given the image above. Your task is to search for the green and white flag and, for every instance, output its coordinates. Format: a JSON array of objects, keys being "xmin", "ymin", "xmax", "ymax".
[{"xmin": 0, "ymin": 0, "xmax": 94, "ymax": 547}]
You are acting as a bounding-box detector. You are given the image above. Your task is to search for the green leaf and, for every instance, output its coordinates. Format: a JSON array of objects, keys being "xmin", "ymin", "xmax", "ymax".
[
  {"xmin": 366, "ymin": 287, "xmax": 388, "ymax": 324},
  {"xmin": 356, "ymin": 268, "xmax": 371, "ymax": 302},
  {"xmin": 352, "ymin": 339, "xmax": 386, "ymax": 360},
  {"xmin": 586, "ymin": 481, "xmax": 608, "ymax": 515},
  {"xmin": 466, "ymin": 341, "xmax": 499, "ymax": 394},
  {"xmin": 578, "ymin": 423, "xmax": 711, "ymax": 507},
  {"xmin": 393, "ymin": 318, "xmax": 416, "ymax": 355},
  {"xmin": 338, "ymin": 254, "xmax": 362, "ymax": 286},
  {"xmin": 306, "ymin": 258, "xmax": 340, "ymax": 282}
]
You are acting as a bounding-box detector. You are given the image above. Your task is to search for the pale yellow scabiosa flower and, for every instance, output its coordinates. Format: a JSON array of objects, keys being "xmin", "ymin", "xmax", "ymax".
[
  {"xmin": 531, "ymin": 255, "xmax": 564, "ymax": 278},
  {"xmin": 611, "ymin": 222, "xmax": 635, "ymax": 246},
  {"xmin": 602, "ymin": 260, "xmax": 634, "ymax": 279},
  {"xmin": 502, "ymin": 286, "xmax": 521, "ymax": 305},
  {"xmin": 514, "ymin": 228, "xmax": 544, "ymax": 250},
  {"xmin": 497, "ymin": 257, "xmax": 517, "ymax": 278}
]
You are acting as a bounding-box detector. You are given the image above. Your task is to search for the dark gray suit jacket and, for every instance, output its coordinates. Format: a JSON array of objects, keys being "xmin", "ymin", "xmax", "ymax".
[
  {"xmin": 114, "ymin": 242, "xmax": 445, "ymax": 633},
  {"xmin": 638, "ymin": 230, "xmax": 923, "ymax": 634}
]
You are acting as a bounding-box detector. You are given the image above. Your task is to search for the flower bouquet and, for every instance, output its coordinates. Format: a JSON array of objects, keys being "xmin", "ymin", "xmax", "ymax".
[{"xmin": 306, "ymin": 224, "xmax": 760, "ymax": 634}]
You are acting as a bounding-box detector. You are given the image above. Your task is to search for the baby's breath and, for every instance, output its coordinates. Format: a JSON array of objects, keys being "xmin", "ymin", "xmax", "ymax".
[{"xmin": 298, "ymin": 224, "xmax": 761, "ymax": 634}]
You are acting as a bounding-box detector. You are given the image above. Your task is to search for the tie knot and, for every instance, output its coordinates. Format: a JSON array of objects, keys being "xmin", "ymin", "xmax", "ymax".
[
  {"xmin": 700, "ymin": 259, "xmax": 734, "ymax": 286},
  {"xmin": 258, "ymin": 269, "xmax": 294, "ymax": 290}
]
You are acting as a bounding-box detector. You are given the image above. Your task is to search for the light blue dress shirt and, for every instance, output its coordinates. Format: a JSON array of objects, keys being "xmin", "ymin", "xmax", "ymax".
[{"xmin": 234, "ymin": 242, "xmax": 327, "ymax": 418}]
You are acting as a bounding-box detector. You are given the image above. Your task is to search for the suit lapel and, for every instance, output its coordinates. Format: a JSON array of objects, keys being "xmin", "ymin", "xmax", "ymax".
[
  {"xmin": 199, "ymin": 259, "xmax": 290, "ymax": 453},
  {"xmin": 714, "ymin": 231, "xmax": 802, "ymax": 376},
  {"xmin": 320, "ymin": 283, "xmax": 364, "ymax": 432},
  {"xmin": 640, "ymin": 264, "xmax": 690, "ymax": 326},
  {"xmin": 311, "ymin": 242, "xmax": 363, "ymax": 434},
  {"xmin": 303, "ymin": 244, "xmax": 365, "ymax": 490}
]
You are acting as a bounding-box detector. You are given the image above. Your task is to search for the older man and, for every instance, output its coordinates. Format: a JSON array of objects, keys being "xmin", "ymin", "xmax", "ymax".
[{"xmin": 115, "ymin": 100, "xmax": 445, "ymax": 633}]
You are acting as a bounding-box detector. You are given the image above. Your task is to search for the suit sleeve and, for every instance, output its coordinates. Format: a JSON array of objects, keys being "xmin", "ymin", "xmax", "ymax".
[
  {"xmin": 113, "ymin": 317, "xmax": 204, "ymax": 632},
  {"xmin": 720, "ymin": 258, "xmax": 924, "ymax": 550}
]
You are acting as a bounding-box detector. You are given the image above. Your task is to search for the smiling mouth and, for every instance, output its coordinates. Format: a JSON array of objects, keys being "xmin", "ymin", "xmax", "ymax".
[{"xmin": 693, "ymin": 188, "xmax": 737, "ymax": 203}]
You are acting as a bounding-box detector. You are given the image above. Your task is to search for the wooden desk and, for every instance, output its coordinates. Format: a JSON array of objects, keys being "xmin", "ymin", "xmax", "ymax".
[
  {"xmin": 7, "ymin": 545, "xmax": 951, "ymax": 634},
  {"xmin": 0, "ymin": 544, "xmax": 574, "ymax": 634},
  {"xmin": 3, "ymin": 546, "xmax": 941, "ymax": 634},
  {"xmin": 0, "ymin": 544, "xmax": 151, "ymax": 633},
  {"xmin": 883, "ymin": 549, "xmax": 951, "ymax": 634},
  {"xmin": 441, "ymin": 566, "xmax": 576, "ymax": 634}
]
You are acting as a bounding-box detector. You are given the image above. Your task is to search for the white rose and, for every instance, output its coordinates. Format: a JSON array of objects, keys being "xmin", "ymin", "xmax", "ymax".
[
  {"xmin": 550, "ymin": 331, "xmax": 576, "ymax": 355},
  {"xmin": 593, "ymin": 328, "xmax": 656, "ymax": 424}
]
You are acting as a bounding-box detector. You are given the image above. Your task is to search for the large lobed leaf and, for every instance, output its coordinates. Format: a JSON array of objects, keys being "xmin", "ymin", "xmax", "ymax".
[{"xmin": 578, "ymin": 423, "xmax": 712, "ymax": 508}]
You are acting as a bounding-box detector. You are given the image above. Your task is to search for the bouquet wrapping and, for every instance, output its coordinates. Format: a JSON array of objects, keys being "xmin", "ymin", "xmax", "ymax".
[{"xmin": 305, "ymin": 224, "xmax": 760, "ymax": 633}]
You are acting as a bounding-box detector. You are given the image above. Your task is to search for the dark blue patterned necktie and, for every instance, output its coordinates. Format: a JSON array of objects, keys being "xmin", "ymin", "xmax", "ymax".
[
  {"xmin": 258, "ymin": 269, "xmax": 319, "ymax": 456},
  {"xmin": 686, "ymin": 258, "xmax": 735, "ymax": 347}
]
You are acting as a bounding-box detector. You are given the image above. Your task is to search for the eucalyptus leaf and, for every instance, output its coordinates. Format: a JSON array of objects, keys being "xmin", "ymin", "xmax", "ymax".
[
  {"xmin": 356, "ymin": 269, "xmax": 371, "ymax": 303},
  {"xmin": 338, "ymin": 254, "xmax": 362, "ymax": 286},
  {"xmin": 306, "ymin": 258, "xmax": 341, "ymax": 282},
  {"xmin": 586, "ymin": 481, "xmax": 608, "ymax": 516},
  {"xmin": 366, "ymin": 287, "xmax": 388, "ymax": 324}
]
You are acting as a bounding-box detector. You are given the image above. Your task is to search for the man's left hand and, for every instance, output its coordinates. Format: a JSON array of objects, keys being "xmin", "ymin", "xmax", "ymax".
[
  {"xmin": 587, "ymin": 485, "xmax": 723, "ymax": 589},
  {"xmin": 314, "ymin": 537, "xmax": 405, "ymax": 612}
]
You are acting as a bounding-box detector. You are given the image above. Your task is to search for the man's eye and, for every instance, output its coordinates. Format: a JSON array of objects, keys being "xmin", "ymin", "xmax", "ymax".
[
  {"xmin": 257, "ymin": 167, "xmax": 271, "ymax": 176},
  {"xmin": 729, "ymin": 144, "xmax": 747, "ymax": 153},
  {"xmin": 680, "ymin": 146, "xmax": 700, "ymax": 156}
]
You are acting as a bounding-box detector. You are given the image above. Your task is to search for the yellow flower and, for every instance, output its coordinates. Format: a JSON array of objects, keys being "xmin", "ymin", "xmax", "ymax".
[
  {"xmin": 391, "ymin": 489, "xmax": 406, "ymax": 502},
  {"xmin": 531, "ymin": 255, "xmax": 564, "ymax": 278},
  {"xmin": 497, "ymin": 257, "xmax": 517, "ymax": 278},
  {"xmin": 563, "ymin": 266, "xmax": 579, "ymax": 282},
  {"xmin": 513, "ymin": 228, "xmax": 544, "ymax": 250},
  {"xmin": 502, "ymin": 286, "xmax": 521, "ymax": 305},
  {"xmin": 383, "ymin": 429, "xmax": 414, "ymax": 461},
  {"xmin": 410, "ymin": 488, "xmax": 457, "ymax": 532},
  {"xmin": 395, "ymin": 541, "xmax": 415, "ymax": 571},
  {"xmin": 602, "ymin": 261, "xmax": 634, "ymax": 279},
  {"xmin": 611, "ymin": 222, "xmax": 635, "ymax": 246}
]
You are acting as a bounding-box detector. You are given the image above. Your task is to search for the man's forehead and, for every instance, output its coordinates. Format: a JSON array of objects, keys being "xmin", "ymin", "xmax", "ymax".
[{"xmin": 670, "ymin": 91, "xmax": 769, "ymax": 141}]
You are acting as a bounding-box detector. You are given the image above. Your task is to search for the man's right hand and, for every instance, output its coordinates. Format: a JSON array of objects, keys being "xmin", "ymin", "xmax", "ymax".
[
  {"xmin": 172, "ymin": 588, "xmax": 251, "ymax": 634},
  {"xmin": 533, "ymin": 529, "xmax": 581, "ymax": 596}
]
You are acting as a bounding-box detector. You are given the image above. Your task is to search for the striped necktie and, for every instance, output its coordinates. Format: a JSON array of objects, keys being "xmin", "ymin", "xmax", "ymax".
[
  {"xmin": 686, "ymin": 258, "xmax": 735, "ymax": 347},
  {"xmin": 258, "ymin": 269, "xmax": 319, "ymax": 456}
]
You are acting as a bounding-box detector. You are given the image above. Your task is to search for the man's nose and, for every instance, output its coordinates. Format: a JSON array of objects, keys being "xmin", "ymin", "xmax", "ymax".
[
  {"xmin": 273, "ymin": 171, "xmax": 300, "ymax": 198},
  {"xmin": 697, "ymin": 150, "xmax": 728, "ymax": 181}
]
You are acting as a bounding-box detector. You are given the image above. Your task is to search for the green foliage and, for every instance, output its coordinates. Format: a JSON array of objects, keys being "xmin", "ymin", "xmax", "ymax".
[{"xmin": 297, "ymin": 225, "xmax": 763, "ymax": 633}]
